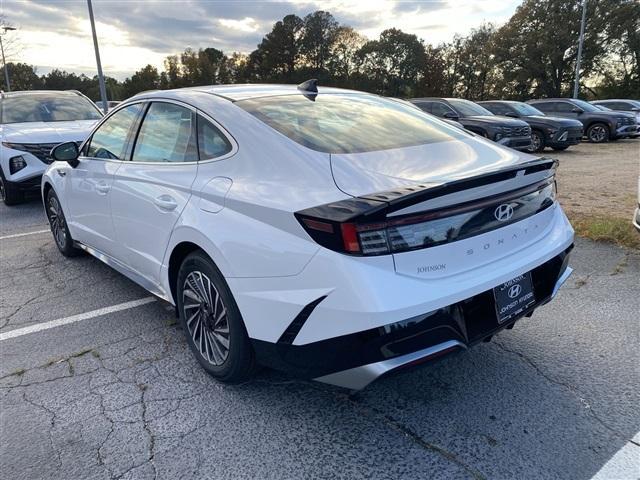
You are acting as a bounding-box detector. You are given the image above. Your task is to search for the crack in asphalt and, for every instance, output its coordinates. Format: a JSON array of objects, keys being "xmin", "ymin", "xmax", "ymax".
[
  {"xmin": 248, "ymin": 377, "xmax": 486, "ymax": 480},
  {"xmin": 492, "ymin": 340, "xmax": 640, "ymax": 448},
  {"xmin": 346, "ymin": 394, "xmax": 488, "ymax": 480}
]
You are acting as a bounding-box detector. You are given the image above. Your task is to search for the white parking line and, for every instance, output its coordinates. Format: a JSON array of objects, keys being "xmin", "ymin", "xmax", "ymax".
[
  {"xmin": 0, "ymin": 297, "xmax": 156, "ymax": 341},
  {"xmin": 0, "ymin": 229, "xmax": 50, "ymax": 240}
]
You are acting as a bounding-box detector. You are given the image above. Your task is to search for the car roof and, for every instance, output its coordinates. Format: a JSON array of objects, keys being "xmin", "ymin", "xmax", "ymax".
[
  {"xmin": 591, "ymin": 99, "xmax": 632, "ymax": 103},
  {"xmin": 528, "ymin": 98, "xmax": 576, "ymax": 102},
  {"xmin": 0, "ymin": 90, "xmax": 83, "ymax": 98},
  {"xmin": 160, "ymin": 83, "xmax": 363, "ymax": 102},
  {"xmin": 478, "ymin": 100, "xmax": 522, "ymax": 104}
]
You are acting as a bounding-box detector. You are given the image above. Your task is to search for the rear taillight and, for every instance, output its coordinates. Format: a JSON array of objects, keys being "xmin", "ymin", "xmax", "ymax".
[{"xmin": 296, "ymin": 180, "xmax": 556, "ymax": 256}]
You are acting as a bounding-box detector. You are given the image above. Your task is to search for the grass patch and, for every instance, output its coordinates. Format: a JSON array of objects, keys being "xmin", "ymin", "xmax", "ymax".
[{"xmin": 570, "ymin": 214, "xmax": 640, "ymax": 250}]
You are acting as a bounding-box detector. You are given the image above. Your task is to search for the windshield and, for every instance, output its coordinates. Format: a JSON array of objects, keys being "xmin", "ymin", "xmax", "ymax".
[
  {"xmin": 511, "ymin": 102, "xmax": 544, "ymax": 116},
  {"xmin": 237, "ymin": 94, "xmax": 466, "ymax": 154},
  {"xmin": 1, "ymin": 94, "xmax": 103, "ymax": 124},
  {"xmin": 571, "ymin": 99, "xmax": 600, "ymax": 113},
  {"xmin": 446, "ymin": 99, "xmax": 494, "ymax": 117}
]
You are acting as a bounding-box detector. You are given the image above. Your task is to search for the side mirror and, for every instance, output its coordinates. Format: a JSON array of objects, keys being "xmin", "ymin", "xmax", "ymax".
[
  {"xmin": 571, "ymin": 107, "xmax": 584, "ymax": 114},
  {"xmin": 51, "ymin": 142, "xmax": 80, "ymax": 167},
  {"xmin": 443, "ymin": 111, "xmax": 459, "ymax": 121},
  {"xmin": 504, "ymin": 112, "xmax": 519, "ymax": 118}
]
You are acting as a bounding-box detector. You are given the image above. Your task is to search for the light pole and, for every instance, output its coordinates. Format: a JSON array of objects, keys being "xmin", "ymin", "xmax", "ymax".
[
  {"xmin": 1, "ymin": 26, "xmax": 17, "ymax": 92},
  {"xmin": 573, "ymin": 0, "xmax": 587, "ymax": 99},
  {"xmin": 87, "ymin": 0, "xmax": 108, "ymax": 113}
]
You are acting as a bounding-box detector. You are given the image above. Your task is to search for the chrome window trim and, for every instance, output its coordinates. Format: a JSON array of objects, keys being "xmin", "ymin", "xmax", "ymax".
[{"xmin": 79, "ymin": 97, "xmax": 238, "ymax": 166}]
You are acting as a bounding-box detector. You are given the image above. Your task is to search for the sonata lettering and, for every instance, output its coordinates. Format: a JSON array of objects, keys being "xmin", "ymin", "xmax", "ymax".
[{"xmin": 464, "ymin": 224, "xmax": 540, "ymax": 256}]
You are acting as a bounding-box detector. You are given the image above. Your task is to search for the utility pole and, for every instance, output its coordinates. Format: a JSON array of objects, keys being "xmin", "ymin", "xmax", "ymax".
[
  {"xmin": 573, "ymin": 0, "xmax": 587, "ymax": 99},
  {"xmin": 1, "ymin": 26, "xmax": 17, "ymax": 92},
  {"xmin": 87, "ymin": 0, "xmax": 108, "ymax": 113}
]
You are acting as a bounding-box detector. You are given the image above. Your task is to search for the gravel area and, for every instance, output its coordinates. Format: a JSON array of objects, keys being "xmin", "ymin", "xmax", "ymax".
[{"xmin": 553, "ymin": 138, "xmax": 639, "ymax": 219}]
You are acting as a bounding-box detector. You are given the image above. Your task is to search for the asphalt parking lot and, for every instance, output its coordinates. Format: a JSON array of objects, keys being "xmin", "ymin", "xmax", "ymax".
[{"xmin": 1, "ymin": 189, "xmax": 639, "ymax": 479}]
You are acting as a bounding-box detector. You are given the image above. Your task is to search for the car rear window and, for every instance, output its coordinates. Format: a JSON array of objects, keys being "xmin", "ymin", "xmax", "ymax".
[
  {"xmin": 1, "ymin": 94, "xmax": 103, "ymax": 124},
  {"xmin": 236, "ymin": 94, "xmax": 465, "ymax": 154}
]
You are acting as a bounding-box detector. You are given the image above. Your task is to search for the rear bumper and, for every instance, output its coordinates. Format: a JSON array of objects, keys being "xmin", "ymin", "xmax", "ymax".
[{"xmin": 251, "ymin": 246, "xmax": 573, "ymax": 389}]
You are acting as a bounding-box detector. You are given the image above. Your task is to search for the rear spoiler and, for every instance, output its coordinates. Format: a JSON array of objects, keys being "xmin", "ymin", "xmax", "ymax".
[
  {"xmin": 295, "ymin": 157, "xmax": 557, "ymax": 256},
  {"xmin": 300, "ymin": 157, "xmax": 557, "ymax": 223}
]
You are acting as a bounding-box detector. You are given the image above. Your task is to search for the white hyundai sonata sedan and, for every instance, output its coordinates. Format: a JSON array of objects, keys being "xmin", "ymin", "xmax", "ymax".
[{"xmin": 42, "ymin": 82, "xmax": 574, "ymax": 390}]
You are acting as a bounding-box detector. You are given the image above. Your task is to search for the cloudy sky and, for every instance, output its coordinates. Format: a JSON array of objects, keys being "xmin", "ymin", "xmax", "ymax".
[{"xmin": 3, "ymin": 0, "xmax": 521, "ymax": 80}]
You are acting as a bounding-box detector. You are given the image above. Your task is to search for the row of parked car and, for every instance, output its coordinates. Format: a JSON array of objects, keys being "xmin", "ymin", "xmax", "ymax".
[
  {"xmin": 0, "ymin": 89, "xmax": 638, "ymax": 207},
  {"xmin": 408, "ymin": 97, "xmax": 640, "ymax": 152}
]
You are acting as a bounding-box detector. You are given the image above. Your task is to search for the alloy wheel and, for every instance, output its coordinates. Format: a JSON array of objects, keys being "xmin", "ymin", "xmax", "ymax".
[
  {"xmin": 182, "ymin": 271, "xmax": 230, "ymax": 366},
  {"xmin": 48, "ymin": 196, "xmax": 67, "ymax": 248},
  {"xmin": 589, "ymin": 125, "xmax": 607, "ymax": 143},
  {"xmin": 529, "ymin": 132, "xmax": 542, "ymax": 152}
]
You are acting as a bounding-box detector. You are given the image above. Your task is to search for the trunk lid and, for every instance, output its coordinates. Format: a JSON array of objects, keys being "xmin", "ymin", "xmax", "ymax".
[
  {"xmin": 329, "ymin": 138, "xmax": 557, "ymax": 278},
  {"xmin": 330, "ymin": 136, "xmax": 537, "ymax": 197}
]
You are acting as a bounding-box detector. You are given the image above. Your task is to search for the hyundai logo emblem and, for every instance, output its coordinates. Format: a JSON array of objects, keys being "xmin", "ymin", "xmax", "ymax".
[
  {"xmin": 494, "ymin": 203, "xmax": 514, "ymax": 222},
  {"xmin": 508, "ymin": 284, "xmax": 522, "ymax": 299}
]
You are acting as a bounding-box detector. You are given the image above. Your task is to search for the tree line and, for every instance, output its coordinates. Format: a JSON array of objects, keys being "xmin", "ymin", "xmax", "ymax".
[{"xmin": 2, "ymin": 0, "xmax": 638, "ymax": 101}]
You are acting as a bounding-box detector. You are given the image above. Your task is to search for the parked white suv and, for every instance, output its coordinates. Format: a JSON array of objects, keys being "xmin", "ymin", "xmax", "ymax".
[
  {"xmin": 43, "ymin": 83, "xmax": 575, "ymax": 390},
  {"xmin": 0, "ymin": 90, "xmax": 102, "ymax": 205}
]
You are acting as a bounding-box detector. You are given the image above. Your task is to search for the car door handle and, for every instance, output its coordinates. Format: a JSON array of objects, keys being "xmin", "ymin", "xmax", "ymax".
[
  {"xmin": 96, "ymin": 182, "xmax": 110, "ymax": 194},
  {"xmin": 154, "ymin": 195, "xmax": 178, "ymax": 211}
]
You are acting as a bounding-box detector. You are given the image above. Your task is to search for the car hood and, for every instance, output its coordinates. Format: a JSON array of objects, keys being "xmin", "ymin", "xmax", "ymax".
[
  {"xmin": 523, "ymin": 115, "xmax": 582, "ymax": 127},
  {"xmin": 0, "ymin": 120, "xmax": 98, "ymax": 143},
  {"xmin": 330, "ymin": 136, "xmax": 538, "ymax": 197},
  {"xmin": 462, "ymin": 115, "xmax": 528, "ymax": 127}
]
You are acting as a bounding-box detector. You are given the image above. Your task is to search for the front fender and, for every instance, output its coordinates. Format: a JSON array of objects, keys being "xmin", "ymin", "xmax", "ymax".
[{"xmin": 41, "ymin": 162, "xmax": 72, "ymax": 203}]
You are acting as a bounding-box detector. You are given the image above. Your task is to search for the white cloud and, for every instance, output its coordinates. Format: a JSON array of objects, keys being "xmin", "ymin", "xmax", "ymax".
[
  {"xmin": 4, "ymin": 0, "xmax": 521, "ymax": 79},
  {"xmin": 218, "ymin": 17, "xmax": 260, "ymax": 33}
]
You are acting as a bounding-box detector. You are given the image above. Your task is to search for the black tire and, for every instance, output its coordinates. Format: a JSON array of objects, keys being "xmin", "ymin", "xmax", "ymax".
[
  {"xmin": 586, "ymin": 123, "xmax": 609, "ymax": 143},
  {"xmin": 552, "ymin": 146, "xmax": 570, "ymax": 151},
  {"xmin": 176, "ymin": 250, "xmax": 256, "ymax": 383},
  {"xmin": 528, "ymin": 130, "xmax": 546, "ymax": 153},
  {"xmin": 0, "ymin": 169, "xmax": 25, "ymax": 206},
  {"xmin": 45, "ymin": 189, "xmax": 81, "ymax": 257}
]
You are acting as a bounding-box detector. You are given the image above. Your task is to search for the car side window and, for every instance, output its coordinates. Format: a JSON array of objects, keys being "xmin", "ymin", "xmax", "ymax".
[
  {"xmin": 197, "ymin": 115, "xmax": 232, "ymax": 160},
  {"xmin": 86, "ymin": 104, "xmax": 143, "ymax": 160},
  {"xmin": 609, "ymin": 102, "xmax": 628, "ymax": 110},
  {"xmin": 412, "ymin": 101, "xmax": 432, "ymax": 113},
  {"xmin": 132, "ymin": 102, "xmax": 198, "ymax": 163},
  {"xmin": 486, "ymin": 103, "xmax": 509, "ymax": 115},
  {"xmin": 533, "ymin": 102, "xmax": 554, "ymax": 113},
  {"xmin": 555, "ymin": 102, "xmax": 575, "ymax": 113},
  {"xmin": 431, "ymin": 102, "xmax": 456, "ymax": 117}
]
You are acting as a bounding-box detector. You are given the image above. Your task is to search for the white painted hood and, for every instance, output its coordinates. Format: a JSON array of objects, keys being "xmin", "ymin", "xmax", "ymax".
[{"xmin": 1, "ymin": 120, "xmax": 98, "ymax": 144}]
